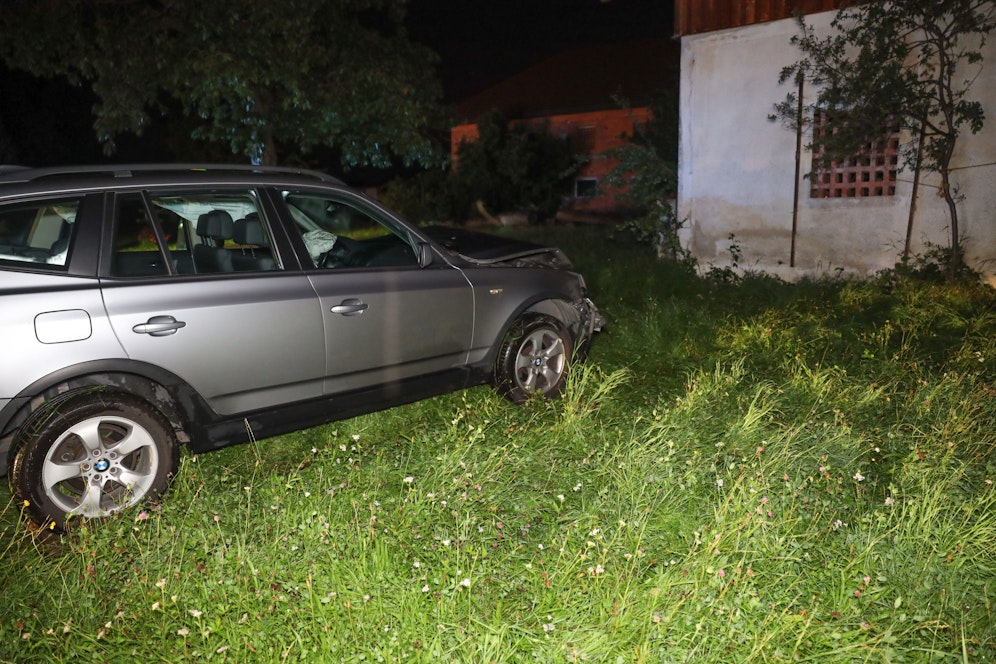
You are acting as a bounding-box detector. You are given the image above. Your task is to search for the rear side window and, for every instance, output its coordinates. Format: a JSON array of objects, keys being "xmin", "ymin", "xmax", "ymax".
[
  {"xmin": 0, "ymin": 198, "xmax": 80, "ymax": 269},
  {"xmin": 110, "ymin": 190, "xmax": 278, "ymax": 277}
]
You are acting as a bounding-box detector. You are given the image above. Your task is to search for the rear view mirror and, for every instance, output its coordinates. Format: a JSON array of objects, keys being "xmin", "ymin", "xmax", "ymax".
[{"xmin": 416, "ymin": 242, "xmax": 433, "ymax": 268}]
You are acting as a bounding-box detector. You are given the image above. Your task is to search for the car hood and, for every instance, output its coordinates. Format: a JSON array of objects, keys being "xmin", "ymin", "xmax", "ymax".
[{"xmin": 421, "ymin": 225, "xmax": 573, "ymax": 269}]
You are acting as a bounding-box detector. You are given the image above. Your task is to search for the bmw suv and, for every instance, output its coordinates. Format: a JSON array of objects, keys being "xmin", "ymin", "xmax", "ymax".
[{"xmin": 0, "ymin": 164, "xmax": 602, "ymax": 531}]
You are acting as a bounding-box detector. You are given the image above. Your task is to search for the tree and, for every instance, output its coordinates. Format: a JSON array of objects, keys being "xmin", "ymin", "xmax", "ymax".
[
  {"xmin": 451, "ymin": 110, "xmax": 578, "ymax": 223},
  {"xmin": 773, "ymin": 0, "xmax": 996, "ymax": 272},
  {"xmin": 603, "ymin": 89, "xmax": 683, "ymax": 260},
  {"xmin": 0, "ymin": 0, "xmax": 446, "ymax": 168}
]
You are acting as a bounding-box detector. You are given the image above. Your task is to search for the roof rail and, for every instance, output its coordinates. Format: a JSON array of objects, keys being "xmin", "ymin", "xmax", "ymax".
[
  {"xmin": 0, "ymin": 165, "xmax": 31, "ymax": 177},
  {"xmin": 0, "ymin": 163, "xmax": 343, "ymax": 185}
]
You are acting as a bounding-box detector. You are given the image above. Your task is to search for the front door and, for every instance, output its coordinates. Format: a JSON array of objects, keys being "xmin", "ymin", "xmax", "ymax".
[{"xmin": 279, "ymin": 190, "xmax": 474, "ymax": 394}]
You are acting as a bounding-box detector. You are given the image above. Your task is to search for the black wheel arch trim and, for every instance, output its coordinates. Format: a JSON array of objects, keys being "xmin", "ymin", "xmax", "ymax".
[
  {"xmin": 0, "ymin": 359, "xmax": 213, "ymax": 476},
  {"xmin": 477, "ymin": 292, "xmax": 592, "ymax": 371}
]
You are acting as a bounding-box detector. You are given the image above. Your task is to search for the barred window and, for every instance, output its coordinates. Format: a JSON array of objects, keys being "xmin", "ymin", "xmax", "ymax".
[
  {"xmin": 575, "ymin": 178, "xmax": 597, "ymax": 198},
  {"xmin": 810, "ymin": 110, "xmax": 899, "ymax": 198}
]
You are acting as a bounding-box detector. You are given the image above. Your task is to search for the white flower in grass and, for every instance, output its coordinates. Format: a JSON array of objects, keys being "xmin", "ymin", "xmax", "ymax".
[
  {"xmin": 188, "ymin": 609, "xmax": 203, "ymax": 618},
  {"xmin": 403, "ymin": 476, "xmax": 414, "ymax": 484},
  {"xmin": 853, "ymin": 471, "xmax": 865, "ymax": 482},
  {"xmin": 177, "ymin": 628, "xmax": 189, "ymax": 637},
  {"xmin": 422, "ymin": 585, "xmax": 430, "ymax": 593},
  {"xmin": 460, "ymin": 578, "xmax": 471, "ymax": 588}
]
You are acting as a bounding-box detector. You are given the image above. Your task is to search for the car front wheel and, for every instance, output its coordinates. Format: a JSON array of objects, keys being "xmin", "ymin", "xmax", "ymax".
[
  {"xmin": 10, "ymin": 389, "xmax": 179, "ymax": 531},
  {"xmin": 495, "ymin": 314, "xmax": 573, "ymax": 404}
]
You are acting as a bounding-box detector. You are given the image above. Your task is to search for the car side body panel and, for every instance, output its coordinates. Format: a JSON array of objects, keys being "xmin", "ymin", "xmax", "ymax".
[
  {"xmin": 0, "ymin": 272, "xmax": 127, "ymax": 395},
  {"xmin": 308, "ymin": 263, "xmax": 475, "ymax": 394},
  {"xmin": 100, "ymin": 272, "xmax": 327, "ymax": 415}
]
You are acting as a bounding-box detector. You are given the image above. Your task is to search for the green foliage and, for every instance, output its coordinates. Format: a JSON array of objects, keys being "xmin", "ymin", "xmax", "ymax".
[
  {"xmin": 450, "ymin": 110, "xmax": 578, "ymax": 222},
  {"xmin": 0, "ymin": 0, "xmax": 447, "ymax": 168},
  {"xmin": 2, "ymin": 230, "xmax": 995, "ymax": 661},
  {"xmin": 604, "ymin": 89, "xmax": 686, "ymax": 261},
  {"xmin": 376, "ymin": 169, "xmax": 455, "ymax": 224},
  {"xmin": 772, "ymin": 0, "xmax": 996, "ymax": 271}
]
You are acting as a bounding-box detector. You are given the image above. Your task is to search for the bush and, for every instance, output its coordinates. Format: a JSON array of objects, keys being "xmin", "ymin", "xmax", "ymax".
[
  {"xmin": 450, "ymin": 109, "xmax": 578, "ymax": 222},
  {"xmin": 376, "ymin": 169, "xmax": 454, "ymax": 224}
]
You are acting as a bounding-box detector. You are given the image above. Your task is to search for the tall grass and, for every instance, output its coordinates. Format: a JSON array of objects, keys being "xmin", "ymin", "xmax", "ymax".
[{"xmin": 1, "ymin": 230, "xmax": 993, "ymax": 662}]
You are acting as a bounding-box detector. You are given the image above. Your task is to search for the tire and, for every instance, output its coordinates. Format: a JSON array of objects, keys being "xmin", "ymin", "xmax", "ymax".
[
  {"xmin": 9, "ymin": 388, "xmax": 179, "ymax": 532},
  {"xmin": 495, "ymin": 314, "xmax": 573, "ymax": 404}
]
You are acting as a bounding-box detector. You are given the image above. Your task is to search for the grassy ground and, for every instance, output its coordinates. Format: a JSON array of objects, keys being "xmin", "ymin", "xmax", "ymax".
[{"xmin": 2, "ymin": 228, "xmax": 994, "ymax": 662}]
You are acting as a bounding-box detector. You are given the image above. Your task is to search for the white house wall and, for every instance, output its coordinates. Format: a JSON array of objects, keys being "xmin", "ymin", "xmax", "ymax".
[{"xmin": 677, "ymin": 10, "xmax": 996, "ymax": 281}]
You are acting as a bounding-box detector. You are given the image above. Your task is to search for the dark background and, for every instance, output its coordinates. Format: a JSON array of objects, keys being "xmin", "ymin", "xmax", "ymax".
[
  {"xmin": 0, "ymin": 0, "xmax": 674, "ymax": 167},
  {"xmin": 408, "ymin": 0, "xmax": 674, "ymax": 101}
]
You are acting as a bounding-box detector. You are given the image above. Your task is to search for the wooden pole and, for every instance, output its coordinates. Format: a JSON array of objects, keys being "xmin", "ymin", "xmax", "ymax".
[{"xmin": 790, "ymin": 73, "xmax": 804, "ymax": 268}]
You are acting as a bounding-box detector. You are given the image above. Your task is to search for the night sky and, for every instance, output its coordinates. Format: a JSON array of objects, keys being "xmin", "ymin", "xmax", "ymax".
[
  {"xmin": 0, "ymin": 0, "xmax": 674, "ymax": 167},
  {"xmin": 408, "ymin": 0, "xmax": 674, "ymax": 101}
]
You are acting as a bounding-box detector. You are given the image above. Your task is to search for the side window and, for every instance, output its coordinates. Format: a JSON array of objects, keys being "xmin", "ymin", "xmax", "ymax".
[
  {"xmin": 283, "ymin": 191, "xmax": 418, "ymax": 269},
  {"xmin": 111, "ymin": 190, "xmax": 277, "ymax": 277},
  {"xmin": 111, "ymin": 194, "xmax": 170, "ymax": 277},
  {"xmin": 0, "ymin": 198, "xmax": 80, "ymax": 269}
]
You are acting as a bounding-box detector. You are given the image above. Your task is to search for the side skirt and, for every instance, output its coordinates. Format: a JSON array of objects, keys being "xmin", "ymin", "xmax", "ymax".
[{"xmin": 188, "ymin": 368, "xmax": 483, "ymax": 454}]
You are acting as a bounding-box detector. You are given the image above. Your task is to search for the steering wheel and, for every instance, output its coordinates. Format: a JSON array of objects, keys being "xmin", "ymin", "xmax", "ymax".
[{"xmin": 319, "ymin": 236, "xmax": 359, "ymax": 268}]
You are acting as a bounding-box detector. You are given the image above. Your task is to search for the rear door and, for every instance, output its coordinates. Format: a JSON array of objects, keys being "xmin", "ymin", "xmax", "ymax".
[
  {"xmin": 100, "ymin": 189, "xmax": 326, "ymax": 415},
  {"xmin": 275, "ymin": 189, "xmax": 474, "ymax": 395}
]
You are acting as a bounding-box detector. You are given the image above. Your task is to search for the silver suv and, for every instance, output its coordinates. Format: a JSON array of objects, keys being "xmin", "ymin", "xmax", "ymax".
[{"xmin": 0, "ymin": 164, "xmax": 602, "ymax": 531}]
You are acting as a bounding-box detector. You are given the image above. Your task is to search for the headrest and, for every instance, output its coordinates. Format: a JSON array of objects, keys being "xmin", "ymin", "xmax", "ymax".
[
  {"xmin": 233, "ymin": 213, "xmax": 268, "ymax": 246},
  {"xmin": 197, "ymin": 210, "xmax": 234, "ymax": 240}
]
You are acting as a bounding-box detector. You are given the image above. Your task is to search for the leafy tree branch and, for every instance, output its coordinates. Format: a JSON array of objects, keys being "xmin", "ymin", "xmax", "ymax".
[{"xmin": 0, "ymin": 0, "xmax": 447, "ymax": 167}]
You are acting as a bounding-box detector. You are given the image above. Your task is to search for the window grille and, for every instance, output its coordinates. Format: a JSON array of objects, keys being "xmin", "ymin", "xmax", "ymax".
[{"xmin": 810, "ymin": 110, "xmax": 899, "ymax": 198}]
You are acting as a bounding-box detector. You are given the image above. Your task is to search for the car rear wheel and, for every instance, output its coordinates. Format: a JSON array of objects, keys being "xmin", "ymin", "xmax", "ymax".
[
  {"xmin": 495, "ymin": 314, "xmax": 572, "ymax": 404},
  {"xmin": 10, "ymin": 389, "xmax": 179, "ymax": 532}
]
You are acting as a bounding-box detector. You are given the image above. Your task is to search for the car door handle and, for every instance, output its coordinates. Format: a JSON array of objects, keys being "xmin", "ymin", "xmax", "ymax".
[
  {"xmin": 132, "ymin": 315, "xmax": 187, "ymax": 337},
  {"xmin": 330, "ymin": 298, "xmax": 368, "ymax": 316}
]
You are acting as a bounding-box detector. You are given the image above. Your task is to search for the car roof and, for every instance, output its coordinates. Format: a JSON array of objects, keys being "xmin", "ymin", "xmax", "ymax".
[{"xmin": 0, "ymin": 164, "xmax": 347, "ymax": 197}]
